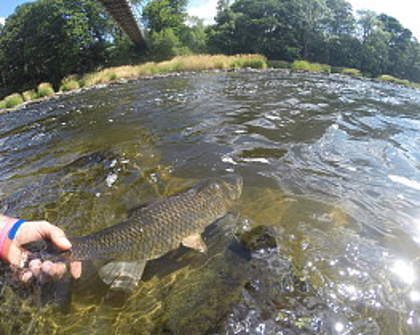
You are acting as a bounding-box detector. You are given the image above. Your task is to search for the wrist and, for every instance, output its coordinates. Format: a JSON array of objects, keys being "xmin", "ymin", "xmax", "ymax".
[
  {"xmin": 0, "ymin": 215, "xmax": 18, "ymax": 231},
  {"xmin": 0, "ymin": 216, "xmax": 23, "ymax": 262}
]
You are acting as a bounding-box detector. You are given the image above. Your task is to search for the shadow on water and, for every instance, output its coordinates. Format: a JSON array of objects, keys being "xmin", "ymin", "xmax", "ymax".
[{"xmin": 1, "ymin": 71, "xmax": 420, "ymax": 334}]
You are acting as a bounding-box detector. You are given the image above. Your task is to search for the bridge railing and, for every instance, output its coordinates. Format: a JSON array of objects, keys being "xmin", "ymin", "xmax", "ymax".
[{"xmin": 98, "ymin": 0, "xmax": 146, "ymax": 48}]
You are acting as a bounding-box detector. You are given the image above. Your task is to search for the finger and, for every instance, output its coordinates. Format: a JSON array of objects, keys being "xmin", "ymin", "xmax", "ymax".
[
  {"xmin": 70, "ymin": 261, "xmax": 82, "ymax": 279},
  {"xmin": 51, "ymin": 262, "xmax": 67, "ymax": 279},
  {"xmin": 29, "ymin": 259, "xmax": 42, "ymax": 278},
  {"xmin": 41, "ymin": 261, "xmax": 54, "ymax": 276},
  {"xmin": 6, "ymin": 244, "xmax": 29, "ymax": 268},
  {"xmin": 36, "ymin": 221, "xmax": 72, "ymax": 250},
  {"xmin": 19, "ymin": 270, "xmax": 33, "ymax": 283}
]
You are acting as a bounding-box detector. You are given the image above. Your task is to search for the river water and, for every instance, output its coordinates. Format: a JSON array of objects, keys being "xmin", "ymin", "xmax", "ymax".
[{"xmin": 0, "ymin": 70, "xmax": 420, "ymax": 334}]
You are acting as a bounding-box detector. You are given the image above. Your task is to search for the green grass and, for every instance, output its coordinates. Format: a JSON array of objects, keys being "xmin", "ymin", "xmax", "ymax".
[
  {"xmin": 80, "ymin": 54, "xmax": 268, "ymax": 86},
  {"xmin": 230, "ymin": 58, "xmax": 267, "ymax": 69},
  {"xmin": 22, "ymin": 90, "xmax": 39, "ymax": 101},
  {"xmin": 4, "ymin": 93, "xmax": 24, "ymax": 108},
  {"xmin": 107, "ymin": 73, "xmax": 118, "ymax": 81},
  {"xmin": 268, "ymin": 60, "xmax": 291, "ymax": 69},
  {"xmin": 376, "ymin": 74, "xmax": 420, "ymax": 89},
  {"xmin": 0, "ymin": 100, "xmax": 6, "ymax": 109},
  {"xmin": 377, "ymin": 74, "xmax": 410, "ymax": 85},
  {"xmin": 292, "ymin": 60, "xmax": 331, "ymax": 73},
  {"xmin": 155, "ymin": 60, "xmax": 184, "ymax": 73},
  {"xmin": 37, "ymin": 82, "xmax": 55, "ymax": 97},
  {"xmin": 341, "ymin": 68, "xmax": 362, "ymax": 77},
  {"xmin": 137, "ymin": 62, "xmax": 161, "ymax": 76},
  {"xmin": 330, "ymin": 66, "xmax": 343, "ymax": 73},
  {"xmin": 59, "ymin": 79, "xmax": 80, "ymax": 92}
]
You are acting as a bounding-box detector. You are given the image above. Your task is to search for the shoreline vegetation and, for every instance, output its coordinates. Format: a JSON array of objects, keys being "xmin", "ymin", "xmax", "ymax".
[
  {"xmin": 1, "ymin": 0, "xmax": 419, "ymax": 106},
  {"xmin": 1, "ymin": 54, "xmax": 419, "ymax": 113}
]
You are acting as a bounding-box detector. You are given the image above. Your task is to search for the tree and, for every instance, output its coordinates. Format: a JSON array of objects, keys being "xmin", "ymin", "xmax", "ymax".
[
  {"xmin": 149, "ymin": 28, "xmax": 187, "ymax": 60},
  {"xmin": 377, "ymin": 14, "xmax": 416, "ymax": 78},
  {"xmin": 296, "ymin": 0, "xmax": 330, "ymax": 60},
  {"xmin": 142, "ymin": 0, "xmax": 188, "ymax": 33},
  {"xmin": 208, "ymin": 0, "xmax": 305, "ymax": 59},
  {"xmin": 0, "ymin": 0, "xmax": 113, "ymax": 94},
  {"xmin": 207, "ymin": 0, "xmax": 240, "ymax": 54},
  {"xmin": 324, "ymin": 0, "xmax": 355, "ymax": 36},
  {"xmin": 181, "ymin": 17, "xmax": 208, "ymax": 53}
]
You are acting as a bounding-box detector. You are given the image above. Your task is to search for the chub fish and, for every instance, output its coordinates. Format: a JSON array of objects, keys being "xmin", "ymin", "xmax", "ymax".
[{"xmin": 37, "ymin": 174, "xmax": 243, "ymax": 291}]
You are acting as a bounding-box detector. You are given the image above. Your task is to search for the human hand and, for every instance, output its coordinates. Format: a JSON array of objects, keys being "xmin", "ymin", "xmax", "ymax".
[{"xmin": 0, "ymin": 216, "xmax": 81, "ymax": 282}]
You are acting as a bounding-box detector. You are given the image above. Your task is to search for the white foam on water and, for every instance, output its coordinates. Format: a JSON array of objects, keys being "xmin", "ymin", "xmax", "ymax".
[
  {"xmin": 106, "ymin": 173, "xmax": 118, "ymax": 187},
  {"xmin": 241, "ymin": 158, "xmax": 270, "ymax": 164},
  {"xmin": 222, "ymin": 155, "xmax": 237, "ymax": 165}
]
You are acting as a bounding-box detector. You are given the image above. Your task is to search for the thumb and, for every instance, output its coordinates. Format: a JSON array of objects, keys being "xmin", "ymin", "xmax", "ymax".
[
  {"xmin": 39, "ymin": 222, "xmax": 72, "ymax": 250},
  {"xmin": 6, "ymin": 244, "xmax": 29, "ymax": 268}
]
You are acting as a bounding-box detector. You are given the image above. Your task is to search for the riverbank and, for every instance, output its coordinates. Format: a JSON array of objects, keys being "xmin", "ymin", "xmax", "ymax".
[
  {"xmin": 1, "ymin": 55, "xmax": 419, "ymax": 113},
  {"xmin": 0, "ymin": 54, "xmax": 267, "ymax": 113},
  {"xmin": 269, "ymin": 60, "xmax": 420, "ymax": 89}
]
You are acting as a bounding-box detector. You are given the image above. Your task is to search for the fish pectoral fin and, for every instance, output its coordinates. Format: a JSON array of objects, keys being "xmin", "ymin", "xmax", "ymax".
[
  {"xmin": 182, "ymin": 234, "xmax": 208, "ymax": 253},
  {"xmin": 98, "ymin": 260, "xmax": 146, "ymax": 292}
]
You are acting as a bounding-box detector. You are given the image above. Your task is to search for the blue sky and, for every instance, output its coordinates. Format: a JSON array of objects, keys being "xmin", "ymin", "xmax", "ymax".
[
  {"xmin": 1, "ymin": 0, "xmax": 419, "ymax": 40},
  {"xmin": 0, "ymin": 1, "xmax": 31, "ymax": 18},
  {"xmin": 0, "ymin": 0, "xmax": 210, "ymax": 18}
]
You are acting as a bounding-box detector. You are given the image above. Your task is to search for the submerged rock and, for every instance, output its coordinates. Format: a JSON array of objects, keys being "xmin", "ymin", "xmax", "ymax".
[{"xmin": 240, "ymin": 225, "xmax": 278, "ymax": 251}]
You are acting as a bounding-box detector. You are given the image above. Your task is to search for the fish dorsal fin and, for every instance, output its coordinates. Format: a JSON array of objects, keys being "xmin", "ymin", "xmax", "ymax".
[
  {"xmin": 182, "ymin": 233, "xmax": 208, "ymax": 253},
  {"xmin": 127, "ymin": 183, "xmax": 202, "ymax": 216},
  {"xmin": 127, "ymin": 198, "xmax": 162, "ymax": 216}
]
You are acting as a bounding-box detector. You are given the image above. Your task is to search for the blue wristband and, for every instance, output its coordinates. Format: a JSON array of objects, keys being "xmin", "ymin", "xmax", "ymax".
[{"xmin": 8, "ymin": 219, "xmax": 27, "ymax": 240}]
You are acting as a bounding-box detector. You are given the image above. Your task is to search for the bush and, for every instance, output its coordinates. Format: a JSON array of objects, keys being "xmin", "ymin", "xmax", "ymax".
[
  {"xmin": 107, "ymin": 73, "xmax": 118, "ymax": 81},
  {"xmin": 4, "ymin": 93, "xmax": 24, "ymax": 108},
  {"xmin": 330, "ymin": 66, "xmax": 343, "ymax": 73},
  {"xmin": 149, "ymin": 28, "xmax": 187, "ymax": 61},
  {"xmin": 231, "ymin": 57, "xmax": 267, "ymax": 69},
  {"xmin": 292, "ymin": 60, "xmax": 331, "ymax": 73},
  {"xmin": 60, "ymin": 79, "xmax": 80, "ymax": 92},
  {"xmin": 377, "ymin": 74, "xmax": 396, "ymax": 82},
  {"xmin": 137, "ymin": 62, "xmax": 160, "ymax": 76},
  {"xmin": 155, "ymin": 60, "xmax": 183, "ymax": 73},
  {"xmin": 0, "ymin": 100, "xmax": 6, "ymax": 109},
  {"xmin": 377, "ymin": 74, "xmax": 411, "ymax": 86},
  {"xmin": 341, "ymin": 68, "xmax": 362, "ymax": 77},
  {"xmin": 291, "ymin": 60, "xmax": 311, "ymax": 71},
  {"xmin": 22, "ymin": 90, "xmax": 39, "ymax": 101},
  {"xmin": 268, "ymin": 60, "xmax": 291, "ymax": 69},
  {"xmin": 37, "ymin": 82, "xmax": 55, "ymax": 97}
]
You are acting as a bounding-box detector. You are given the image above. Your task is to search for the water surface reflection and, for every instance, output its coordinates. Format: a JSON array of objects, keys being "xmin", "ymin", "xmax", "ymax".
[{"xmin": 0, "ymin": 71, "xmax": 420, "ymax": 334}]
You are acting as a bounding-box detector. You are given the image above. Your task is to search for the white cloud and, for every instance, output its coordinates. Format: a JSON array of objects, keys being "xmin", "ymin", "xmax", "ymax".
[
  {"xmin": 349, "ymin": 0, "xmax": 420, "ymax": 40},
  {"xmin": 188, "ymin": 0, "xmax": 218, "ymax": 25},
  {"xmin": 0, "ymin": 18, "xmax": 5, "ymax": 26}
]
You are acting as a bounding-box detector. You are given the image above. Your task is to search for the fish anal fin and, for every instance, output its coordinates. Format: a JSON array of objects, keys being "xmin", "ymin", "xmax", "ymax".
[
  {"xmin": 182, "ymin": 233, "xmax": 208, "ymax": 253},
  {"xmin": 99, "ymin": 260, "xmax": 146, "ymax": 292}
]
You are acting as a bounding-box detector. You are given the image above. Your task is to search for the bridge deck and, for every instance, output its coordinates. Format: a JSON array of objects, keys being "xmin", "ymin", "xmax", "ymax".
[{"xmin": 98, "ymin": 0, "xmax": 146, "ymax": 48}]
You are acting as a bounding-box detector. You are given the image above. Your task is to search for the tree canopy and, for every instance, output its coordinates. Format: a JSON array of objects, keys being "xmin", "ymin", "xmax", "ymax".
[
  {"xmin": 0, "ymin": 0, "xmax": 114, "ymax": 93},
  {"xmin": 207, "ymin": 0, "xmax": 420, "ymax": 82}
]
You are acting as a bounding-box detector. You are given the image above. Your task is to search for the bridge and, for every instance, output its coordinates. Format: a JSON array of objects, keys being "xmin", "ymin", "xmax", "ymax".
[{"xmin": 98, "ymin": 0, "xmax": 146, "ymax": 48}]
